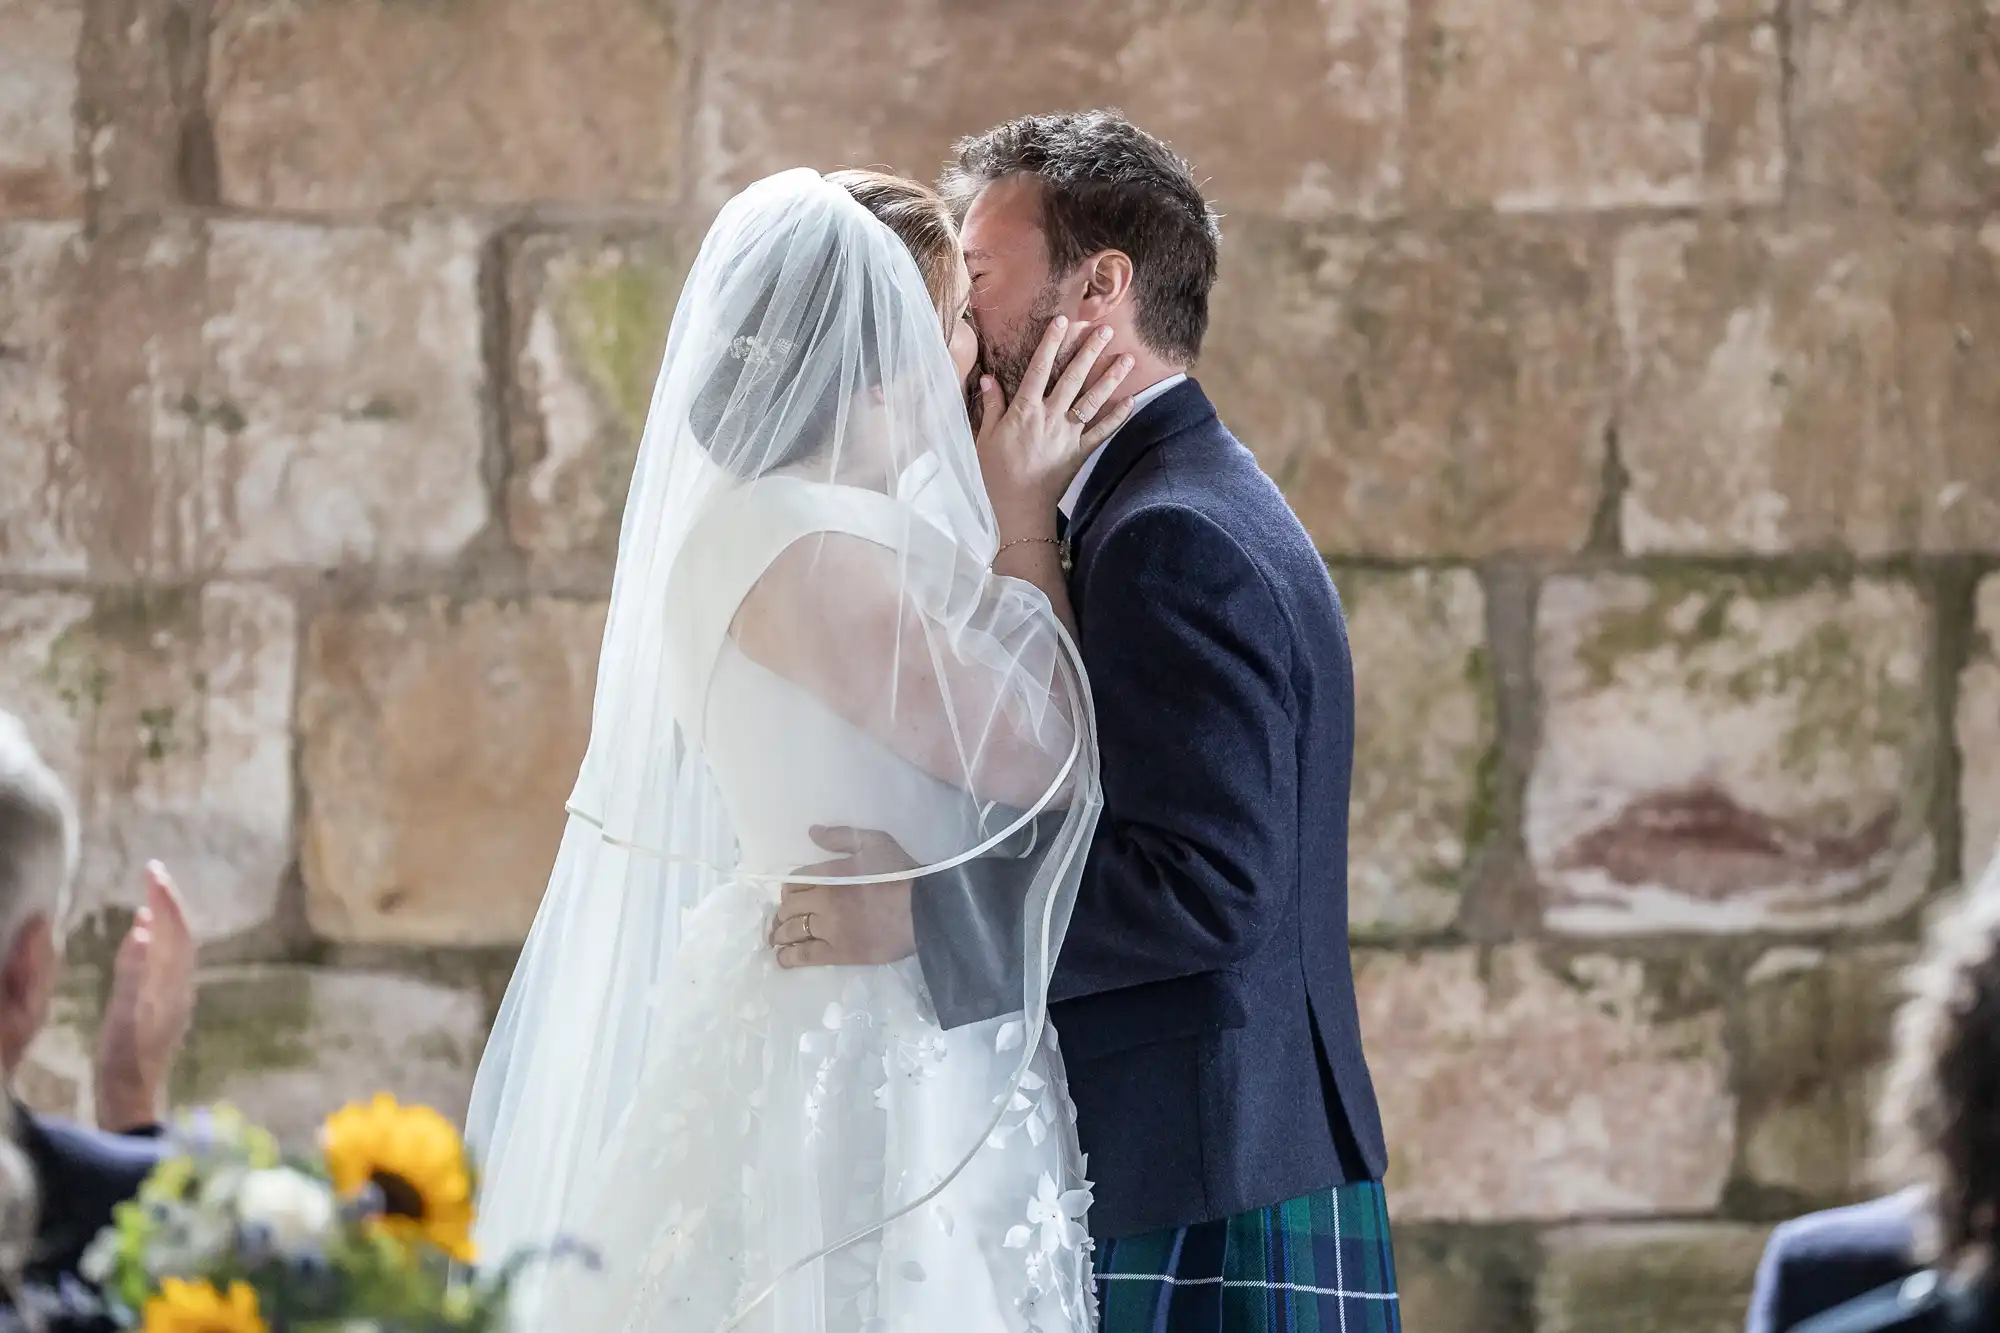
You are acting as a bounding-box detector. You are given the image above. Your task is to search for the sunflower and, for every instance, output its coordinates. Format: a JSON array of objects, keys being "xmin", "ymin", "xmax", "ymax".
[
  {"xmin": 321, "ymin": 1094, "xmax": 477, "ymax": 1262},
  {"xmin": 139, "ymin": 1278, "xmax": 266, "ymax": 1333}
]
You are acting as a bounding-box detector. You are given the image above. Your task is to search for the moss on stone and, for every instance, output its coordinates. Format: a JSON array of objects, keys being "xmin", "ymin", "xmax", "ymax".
[
  {"xmin": 1460, "ymin": 644, "xmax": 1503, "ymax": 862},
  {"xmin": 85, "ymin": 585, "xmax": 196, "ymax": 642},
  {"xmin": 136, "ymin": 705, "xmax": 177, "ymax": 760},
  {"xmin": 557, "ymin": 251, "xmax": 679, "ymax": 446},
  {"xmin": 40, "ymin": 588, "xmax": 200, "ymax": 715},
  {"xmin": 1573, "ymin": 573, "xmax": 1928, "ymax": 792},
  {"xmin": 411, "ymin": 1030, "xmax": 469, "ymax": 1070},
  {"xmin": 1575, "ymin": 576, "xmax": 1741, "ymax": 690},
  {"xmin": 172, "ymin": 971, "xmax": 319, "ymax": 1105},
  {"xmin": 173, "ymin": 392, "xmax": 246, "ymax": 434},
  {"xmin": 41, "ymin": 630, "xmax": 110, "ymax": 715},
  {"xmin": 1573, "ymin": 570, "xmax": 1851, "ymax": 691},
  {"xmin": 1538, "ymin": 1226, "xmax": 1770, "ymax": 1333}
]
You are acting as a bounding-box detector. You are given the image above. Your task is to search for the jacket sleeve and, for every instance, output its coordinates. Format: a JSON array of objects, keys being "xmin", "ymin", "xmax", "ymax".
[
  {"xmin": 1049, "ymin": 504, "xmax": 1299, "ymax": 1003},
  {"xmin": 909, "ymin": 808, "xmax": 1064, "ymax": 1030}
]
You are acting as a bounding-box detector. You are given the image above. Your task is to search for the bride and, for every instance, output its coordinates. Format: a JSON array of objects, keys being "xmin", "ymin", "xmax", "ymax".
[{"xmin": 465, "ymin": 168, "xmax": 1136, "ymax": 1333}]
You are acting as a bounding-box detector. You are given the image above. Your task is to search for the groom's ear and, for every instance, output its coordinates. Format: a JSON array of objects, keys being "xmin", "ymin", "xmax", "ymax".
[{"xmin": 1075, "ymin": 250, "xmax": 1136, "ymax": 320}]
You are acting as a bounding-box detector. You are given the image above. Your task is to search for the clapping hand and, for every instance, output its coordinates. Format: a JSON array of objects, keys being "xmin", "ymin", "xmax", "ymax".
[{"xmin": 94, "ymin": 861, "xmax": 196, "ymax": 1133}]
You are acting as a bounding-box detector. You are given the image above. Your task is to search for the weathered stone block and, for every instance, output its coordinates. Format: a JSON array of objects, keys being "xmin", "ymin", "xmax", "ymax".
[
  {"xmin": 1356, "ymin": 947, "xmax": 1734, "ymax": 1219},
  {"xmin": 0, "ymin": 0, "xmax": 83, "ymax": 217},
  {"xmin": 1733, "ymin": 946, "xmax": 1914, "ymax": 1207},
  {"xmin": 1339, "ymin": 568, "xmax": 1495, "ymax": 936},
  {"xmin": 692, "ymin": 0, "xmax": 1406, "ymax": 219},
  {"xmin": 1963, "ymin": 576, "xmax": 2000, "ymax": 882},
  {"xmin": 1791, "ymin": 0, "xmax": 2000, "ymax": 214},
  {"xmin": 300, "ymin": 598, "xmax": 605, "ymax": 947},
  {"xmin": 1408, "ymin": 0, "xmax": 1783, "ymax": 211},
  {"xmin": 198, "ymin": 217, "xmax": 490, "ymax": 572},
  {"xmin": 1531, "ymin": 575, "xmax": 1935, "ymax": 934},
  {"xmin": 7, "ymin": 216, "xmax": 490, "ymax": 578},
  {"xmin": 1394, "ymin": 1225, "xmax": 1537, "ymax": 1333},
  {"xmin": 16, "ymin": 984, "xmax": 102, "ymax": 1124},
  {"xmin": 1205, "ymin": 218, "xmax": 1612, "ymax": 557},
  {"xmin": 508, "ymin": 231, "xmax": 689, "ymax": 575},
  {"xmin": 58, "ymin": 218, "xmax": 219, "ymax": 581},
  {"xmin": 207, "ymin": 0, "xmax": 684, "ymax": 210},
  {"xmin": 1536, "ymin": 1223, "xmax": 1773, "ymax": 1333},
  {"xmin": 0, "ymin": 584, "xmax": 295, "ymax": 942},
  {"xmin": 172, "ymin": 967, "xmax": 487, "ymax": 1145},
  {"xmin": 0, "ymin": 223, "xmax": 85, "ymax": 575},
  {"xmin": 1615, "ymin": 221, "xmax": 2000, "ymax": 555},
  {"xmin": 76, "ymin": 0, "xmax": 216, "ymax": 215}
]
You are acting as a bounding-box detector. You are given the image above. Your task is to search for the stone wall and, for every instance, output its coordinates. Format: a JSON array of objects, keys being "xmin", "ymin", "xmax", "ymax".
[{"xmin": 3, "ymin": 1, "xmax": 1996, "ymax": 1328}]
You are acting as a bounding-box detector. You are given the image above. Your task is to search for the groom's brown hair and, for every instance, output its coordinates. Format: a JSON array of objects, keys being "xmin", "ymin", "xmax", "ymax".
[{"xmin": 942, "ymin": 110, "xmax": 1221, "ymax": 365}]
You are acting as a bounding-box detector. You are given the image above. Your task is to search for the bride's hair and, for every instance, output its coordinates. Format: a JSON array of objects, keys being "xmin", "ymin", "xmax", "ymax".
[
  {"xmin": 689, "ymin": 171, "xmax": 962, "ymax": 472},
  {"xmin": 826, "ymin": 169, "xmax": 961, "ymax": 333}
]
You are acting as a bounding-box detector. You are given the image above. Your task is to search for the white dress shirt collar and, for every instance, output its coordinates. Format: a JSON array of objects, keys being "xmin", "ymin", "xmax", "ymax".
[{"xmin": 1056, "ymin": 373, "xmax": 1188, "ymax": 520}]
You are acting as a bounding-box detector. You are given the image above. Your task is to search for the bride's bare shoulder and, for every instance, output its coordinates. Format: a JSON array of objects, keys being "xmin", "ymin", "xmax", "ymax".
[{"xmin": 729, "ymin": 528, "xmax": 902, "ymax": 663}]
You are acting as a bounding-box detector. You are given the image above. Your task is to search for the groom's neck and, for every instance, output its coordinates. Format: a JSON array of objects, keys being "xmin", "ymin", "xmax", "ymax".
[{"xmin": 1115, "ymin": 344, "xmax": 1186, "ymax": 403}]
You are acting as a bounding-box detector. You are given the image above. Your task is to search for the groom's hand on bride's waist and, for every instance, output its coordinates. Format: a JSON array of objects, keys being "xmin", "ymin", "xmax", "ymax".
[{"xmin": 770, "ymin": 826, "xmax": 917, "ymax": 968}]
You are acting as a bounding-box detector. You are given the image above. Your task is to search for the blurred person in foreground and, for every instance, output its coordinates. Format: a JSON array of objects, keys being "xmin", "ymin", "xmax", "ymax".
[
  {"xmin": 0, "ymin": 710, "xmax": 196, "ymax": 1290},
  {"xmin": 1748, "ymin": 846, "xmax": 2000, "ymax": 1333},
  {"xmin": 0, "ymin": 1098, "xmax": 116, "ymax": 1332}
]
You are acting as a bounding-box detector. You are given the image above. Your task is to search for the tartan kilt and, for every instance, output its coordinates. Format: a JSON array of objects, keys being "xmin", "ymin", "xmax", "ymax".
[{"xmin": 1093, "ymin": 1180, "xmax": 1401, "ymax": 1333}]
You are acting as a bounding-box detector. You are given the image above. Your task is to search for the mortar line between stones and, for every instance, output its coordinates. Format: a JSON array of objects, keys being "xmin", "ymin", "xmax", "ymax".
[
  {"xmin": 1928, "ymin": 560, "xmax": 1979, "ymax": 892},
  {"xmin": 1775, "ymin": 0, "xmax": 1802, "ymax": 216}
]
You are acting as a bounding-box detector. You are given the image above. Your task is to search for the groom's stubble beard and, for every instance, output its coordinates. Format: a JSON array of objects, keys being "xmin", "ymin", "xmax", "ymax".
[{"xmin": 969, "ymin": 276, "xmax": 1066, "ymax": 432}]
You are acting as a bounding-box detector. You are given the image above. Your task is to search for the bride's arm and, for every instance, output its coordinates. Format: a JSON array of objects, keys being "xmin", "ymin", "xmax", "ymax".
[
  {"xmin": 974, "ymin": 320, "xmax": 1135, "ymax": 645},
  {"xmin": 732, "ymin": 531, "xmax": 1075, "ymax": 810}
]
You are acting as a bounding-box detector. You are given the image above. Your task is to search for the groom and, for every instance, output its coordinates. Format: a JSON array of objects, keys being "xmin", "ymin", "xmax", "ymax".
[{"xmin": 775, "ymin": 110, "xmax": 1397, "ymax": 1329}]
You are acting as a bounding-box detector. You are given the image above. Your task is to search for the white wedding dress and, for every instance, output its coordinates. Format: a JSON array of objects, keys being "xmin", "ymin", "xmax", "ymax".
[
  {"xmin": 465, "ymin": 171, "xmax": 1103, "ymax": 1333},
  {"xmin": 552, "ymin": 482, "xmax": 1096, "ymax": 1333}
]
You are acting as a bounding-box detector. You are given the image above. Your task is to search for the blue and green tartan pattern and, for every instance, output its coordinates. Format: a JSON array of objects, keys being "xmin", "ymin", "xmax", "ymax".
[{"xmin": 1093, "ymin": 1180, "xmax": 1401, "ymax": 1333}]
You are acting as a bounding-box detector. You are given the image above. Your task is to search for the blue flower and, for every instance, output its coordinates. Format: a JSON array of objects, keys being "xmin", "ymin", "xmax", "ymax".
[
  {"xmin": 182, "ymin": 1108, "xmax": 217, "ymax": 1154},
  {"xmin": 548, "ymin": 1235, "xmax": 604, "ymax": 1273}
]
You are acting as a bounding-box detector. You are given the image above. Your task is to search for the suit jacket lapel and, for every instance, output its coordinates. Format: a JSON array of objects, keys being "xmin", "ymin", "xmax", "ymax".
[{"xmin": 1066, "ymin": 378, "xmax": 1217, "ymax": 548}]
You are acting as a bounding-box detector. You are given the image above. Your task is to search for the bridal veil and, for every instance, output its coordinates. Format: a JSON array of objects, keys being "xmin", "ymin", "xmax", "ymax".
[{"xmin": 463, "ymin": 169, "xmax": 1100, "ymax": 1330}]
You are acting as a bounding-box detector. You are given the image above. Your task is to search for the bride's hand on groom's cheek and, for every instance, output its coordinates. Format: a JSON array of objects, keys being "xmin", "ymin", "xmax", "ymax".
[
  {"xmin": 770, "ymin": 826, "xmax": 918, "ymax": 968},
  {"xmin": 975, "ymin": 318, "xmax": 1134, "ymax": 534}
]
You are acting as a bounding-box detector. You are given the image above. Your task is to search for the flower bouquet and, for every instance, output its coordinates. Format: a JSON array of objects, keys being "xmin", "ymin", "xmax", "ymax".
[{"xmin": 78, "ymin": 1095, "xmax": 589, "ymax": 1333}]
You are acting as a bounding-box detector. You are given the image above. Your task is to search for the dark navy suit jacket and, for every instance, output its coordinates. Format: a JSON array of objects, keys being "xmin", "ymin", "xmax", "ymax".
[
  {"xmin": 19, "ymin": 1107, "xmax": 164, "ymax": 1286},
  {"xmin": 1748, "ymin": 1192, "xmax": 1927, "ymax": 1333},
  {"xmin": 913, "ymin": 379, "xmax": 1387, "ymax": 1239}
]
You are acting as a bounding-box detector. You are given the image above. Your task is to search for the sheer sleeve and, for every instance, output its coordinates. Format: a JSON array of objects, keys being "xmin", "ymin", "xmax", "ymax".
[{"xmin": 731, "ymin": 529, "xmax": 1076, "ymax": 811}]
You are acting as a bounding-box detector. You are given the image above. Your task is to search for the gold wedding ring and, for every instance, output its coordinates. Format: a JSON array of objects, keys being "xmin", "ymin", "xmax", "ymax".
[{"xmin": 799, "ymin": 912, "xmax": 818, "ymax": 943}]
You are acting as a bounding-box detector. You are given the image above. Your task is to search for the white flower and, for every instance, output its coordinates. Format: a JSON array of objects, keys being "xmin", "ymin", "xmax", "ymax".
[
  {"xmin": 637, "ymin": 1201, "xmax": 707, "ymax": 1282},
  {"xmin": 146, "ymin": 1201, "xmax": 232, "ymax": 1277},
  {"xmin": 235, "ymin": 1166, "xmax": 337, "ymax": 1255},
  {"xmin": 1006, "ymin": 1174, "xmax": 1091, "ymax": 1255},
  {"xmin": 78, "ymin": 1227, "xmax": 119, "ymax": 1284}
]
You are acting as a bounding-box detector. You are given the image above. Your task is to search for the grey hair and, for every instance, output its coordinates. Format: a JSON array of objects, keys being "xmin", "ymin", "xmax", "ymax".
[{"xmin": 0, "ymin": 711, "xmax": 76, "ymax": 955}]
